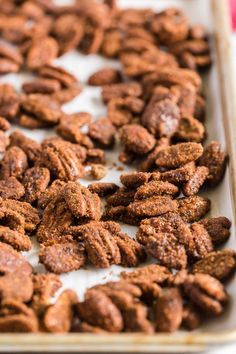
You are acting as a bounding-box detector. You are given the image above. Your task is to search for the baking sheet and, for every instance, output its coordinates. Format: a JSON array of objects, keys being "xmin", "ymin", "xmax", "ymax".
[{"xmin": 0, "ymin": 0, "xmax": 235, "ymax": 340}]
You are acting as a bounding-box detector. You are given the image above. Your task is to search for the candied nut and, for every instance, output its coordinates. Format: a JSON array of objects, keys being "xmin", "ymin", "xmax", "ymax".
[
  {"xmin": 39, "ymin": 241, "xmax": 86, "ymax": 274},
  {"xmin": 39, "ymin": 65, "xmax": 77, "ymax": 88},
  {"xmin": 0, "ymin": 42, "xmax": 23, "ymax": 66},
  {"xmin": 106, "ymin": 187, "xmax": 136, "ymax": 207},
  {"xmin": 37, "ymin": 180, "xmax": 66, "ymax": 209},
  {"xmin": 182, "ymin": 166, "xmax": 209, "ymax": 196},
  {"xmin": 190, "ymin": 223, "xmax": 213, "ymax": 260},
  {"xmin": 0, "ymin": 299, "xmax": 38, "ymax": 333},
  {"xmin": 36, "ymin": 195, "xmax": 73, "ymax": 244},
  {"xmin": 56, "ymin": 113, "xmax": 93, "ymax": 146},
  {"xmin": 139, "ymin": 137, "xmax": 170, "ymax": 172},
  {"xmin": 88, "ymin": 182, "xmax": 119, "ymax": 197},
  {"xmin": 120, "ymin": 124, "xmax": 155, "ymax": 155},
  {"xmin": 0, "ymin": 131, "xmax": 9, "ymax": 153},
  {"xmin": 194, "ymin": 95, "xmax": 206, "ymax": 121},
  {"xmin": 184, "ymin": 273, "xmax": 227, "ymax": 315},
  {"xmin": 192, "ymin": 249, "xmax": 236, "ymax": 280},
  {"xmin": 142, "ymin": 98, "xmax": 180, "ymax": 138},
  {"xmin": 90, "ymin": 164, "xmax": 107, "ymax": 180},
  {"xmin": 113, "ymin": 232, "xmax": 146, "ymax": 267},
  {"xmin": 155, "ymin": 142, "xmax": 203, "ymax": 168},
  {"xmin": 174, "ymin": 116, "xmax": 205, "ymax": 143},
  {"xmin": 0, "ymin": 242, "xmax": 33, "ymax": 302},
  {"xmin": 122, "ymin": 303, "xmax": 154, "ymax": 333},
  {"xmin": 198, "ymin": 141, "xmax": 227, "ymax": 186},
  {"xmin": 77, "ymin": 289, "xmax": 123, "ymax": 332},
  {"xmin": 0, "ymin": 177, "xmax": 25, "ymax": 200},
  {"xmin": 0, "ymin": 116, "xmax": 11, "ymax": 131},
  {"xmin": 171, "ymin": 83, "xmax": 197, "ymax": 118},
  {"xmin": 18, "ymin": 114, "xmax": 47, "ymax": 130},
  {"xmin": 75, "ymin": 322, "xmax": 107, "ymax": 333},
  {"xmin": 0, "ymin": 84, "xmax": 19, "ymax": 119},
  {"xmin": 21, "ymin": 94, "xmax": 62, "ymax": 125},
  {"xmin": 22, "ymin": 78, "xmax": 61, "ymax": 94},
  {"xmin": 80, "ymin": 25, "xmax": 104, "ymax": 54},
  {"xmin": 86, "ymin": 148, "xmax": 105, "ymax": 165},
  {"xmin": 31, "ymin": 273, "xmax": 62, "ymax": 316},
  {"xmin": 199, "ymin": 216, "xmax": 231, "ymax": 245},
  {"xmin": 0, "ymin": 58, "xmax": 19, "ymax": 74},
  {"xmin": 146, "ymin": 233, "xmax": 187, "ymax": 269},
  {"xmin": 38, "ymin": 139, "xmax": 84, "ymax": 181},
  {"xmin": 108, "ymin": 96, "xmax": 144, "ymax": 127},
  {"xmin": 128, "ymin": 196, "xmax": 177, "ymax": 218},
  {"xmin": 74, "ymin": 221, "xmax": 121, "ymax": 268},
  {"xmin": 23, "ymin": 167, "xmax": 50, "ymax": 204},
  {"xmin": 27, "ymin": 36, "xmax": 59, "ymax": 70},
  {"xmin": 88, "ymin": 68, "xmax": 121, "ymax": 86},
  {"xmin": 177, "ymin": 195, "xmax": 211, "ymax": 222},
  {"xmin": 134, "ymin": 181, "xmax": 179, "ymax": 200},
  {"xmin": 52, "ymin": 84, "xmax": 82, "ymax": 104},
  {"xmin": 154, "ymin": 288, "xmax": 183, "ymax": 332},
  {"xmin": 62, "ymin": 182, "xmax": 101, "ymax": 220},
  {"xmin": 10, "ymin": 131, "xmax": 41, "ymax": 162},
  {"xmin": 101, "ymin": 29, "xmax": 122, "ymax": 58},
  {"xmin": 182, "ymin": 304, "xmax": 201, "ymax": 331},
  {"xmin": 88, "ymin": 118, "xmax": 116, "ymax": 148},
  {"xmin": 120, "ymin": 172, "xmax": 151, "ymax": 189},
  {"xmin": 161, "ymin": 162, "xmax": 196, "ymax": 184},
  {"xmin": 151, "ymin": 8, "xmax": 188, "ymax": 45},
  {"xmin": 102, "ymin": 82, "xmax": 142, "ymax": 103},
  {"xmin": 0, "ymin": 226, "xmax": 31, "ymax": 252},
  {"xmin": 19, "ymin": 1, "xmax": 44, "ymax": 20},
  {"xmin": 44, "ymin": 290, "xmax": 78, "ymax": 333},
  {"xmin": 103, "ymin": 205, "xmax": 140, "ymax": 226}
]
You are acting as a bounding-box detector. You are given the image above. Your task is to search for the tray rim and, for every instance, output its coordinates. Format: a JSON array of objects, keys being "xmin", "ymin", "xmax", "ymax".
[{"xmin": 0, "ymin": 0, "xmax": 235, "ymax": 351}]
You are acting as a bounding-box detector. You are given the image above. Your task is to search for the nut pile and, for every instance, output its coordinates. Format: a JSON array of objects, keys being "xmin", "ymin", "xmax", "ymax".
[{"xmin": 0, "ymin": 0, "xmax": 235, "ymax": 334}]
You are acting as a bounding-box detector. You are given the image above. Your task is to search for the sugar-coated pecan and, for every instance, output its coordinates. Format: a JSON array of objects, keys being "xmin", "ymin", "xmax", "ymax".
[
  {"xmin": 108, "ymin": 96, "xmax": 144, "ymax": 127},
  {"xmin": 0, "ymin": 58, "xmax": 19, "ymax": 74},
  {"xmin": 0, "ymin": 131, "xmax": 9, "ymax": 153},
  {"xmin": 182, "ymin": 304, "xmax": 201, "ymax": 331},
  {"xmin": 184, "ymin": 273, "xmax": 227, "ymax": 315},
  {"xmin": 0, "ymin": 299, "xmax": 38, "ymax": 333},
  {"xmin": 136, "ymin": 212, "xmax": 192, "ymax": 247},
  {"xmin": 0, "ymin": 242, "xmax": 33, "ymax": 302},
  {"xmin": 21, "ymin": 94, "xmax": 62, "ymax": 125},
  {"xmin": 39, "ymin": 65, "xmax": 77, "ymax": 88},
  {"xmin": 142, "ymin": 98, "xmax": 180, "ymax": 138},
  {"xmin": 101, "ymin": 29, "xmax": 122, "ymax": 58},
  {"xmin": 0, "ymin": 84, "xmax": 19, "ymax": 119},
  {"xmin": 39, "ymin": 241, "xmax": 86, "ymax": 274},
  {"xmin": 106, "ymin": 187, "xmax": 136, "ymax": 207},
  {"xmin": 174, "ymin": 116, "xmax": 205, "ymax": 143},
  {"xmin": 146, "ymin": 233, "xmax": 187, "ymax": 269},
  {"xmin": 62, "ymin": 182, "xmax": 101, "ymax": 220},
  {"xmin": 177, "ymin": 196, "xmax": 211, "ymax": 222},
  {"xmin": 77, "ymin": 289, "xmax": 123, "ymax": 332},
  {"xmin": 86, "ymin": 148, "xmax": 105, "ymax": 165},
  {"xmin": 22, "ymin": 78, "xmax": 61, "ymax": 95},
  {"xmin": 122, "ymin": 303, "xmax": 154, "ymax": 333},
  {"xmin": 0, "ymin": 226, "xmax": 31, "ymax": 252},
  {"xmin": 90, "ymin": 164, "xmax": 107, "ymax": 180},
  {"xmin": 88, "ymin": 182, "xmax": 119, "ymax": 197},
  {"xmin": 9, "ymin": 131, "xmax": 41, "ymax": 162},
  {"xmin": 154, "ymin": 288, "xmax": 183, "ymax": 332},
  {"xmin": 120, "ymin": 124, "xmax": 155, "ymax": 155},
  {"xmin": 151, "ymin": 8, "xmax": 188, "ymax": 45},
  {"xmin": 120, "ymin": 172, "xmax": 152, "ymax": 189},
  {"xmin": 18, "ymin": 1, "xmax": 44, "ymax": 20},
  {"xmin": 38, "ymin": 139, "xmax": 84, "ymax": 181},
  {"xmin": 194, "ymin": 95, "xmax": 206, "ymax": 121},
  {"xmin": 182, "ymin": 166, "xmax": 209, "ymax": 196},
  {"xmin": 198, "ymin": 141, "xmax": 227, "ymax": 186},
  {"xmin": 161, "ymin": 162, "xmax": 196, "ymax": 184},
  {"xmin": 0, "ymin": 177, "xmax": 25, "ymax": 200},
  {"xmin": 18, "ymin": 114, "xmax": 47, "ymax": 130},
  {"xmin": 102, "ymin": 82, "xmax": 142, "ymax": 103},
  {"xmin": 88, "ymin": 68, "xmax": 121, "ymax": 86},
  {"xmin": 121, "ymin": 264, "xmax": 170, "ymax": 302},
  {"xmin": 27, "ymin": 37, "xmax": 59, "ymax": 70},
  {"xmin": 0, "ymin": 42, "xmax": 23, "ymax": 66},
  {"xmin": 139, "ymin": 137, "xmax": 170, "ymax": 172},
  {"xmin": 31, "ymin": 273, "xmax": 62, "ymax": 316},
  {"xmin": 73, "ymin": 221, "xmax": 121, "ymax": 268},
  {"xmin": 103, "ymin": 205, "xmax": 141, "ymax": 226},
  {"xmin": 75, "ymin": 322, "xmax": 107, "ymax": 333},
  {"xmin": 37, "ymin": 180, "xmax": 66, "ymax": 209},
  {"xmin": 113, "ymin": 232, "xmax": 146, "ymax": 267},
  {"xmin": 190, "ymin": 223, "xmax": 213, "ymax": 260},
  {"xmin": 134, "ymin": 180, "xmax": 179, "ymax": 200},
  {"xmin": 199, "ymin": 217, "xmax": 231, "ymax": 245},
  {"xmin": 192, "ymin": 249, "xmax": 236, "ymax": 280},
  {"xmin": 156, "ymin": 142, "xmax": 203, "ymax": 168},
  {"xmin": 52, "ymin": 84, "xmax": 82, "ymax": 104},
  {"xmin": 36, "ymin": 195, "xmax": 73, "ymax": 244},
  {"xmin": 128, "ymin": 196, "xmax": 177, "ymax": 218},
  {"xmin": 44, "ymin": 290, "xmax": 78, "ymax": 333},
  {"xmin": 23, "ymin": 167, "xmax": 50, "ymax": 204},
  {"xmin": 88, "ymin": 118, "xmax": 116, "ymax": 148},
  {"xmin": 172, "ymin": 83, "xmax": 197, "ymax": 118},
  {"xmin": 0, "ymin": 116, "xmax": 11, "ymax": 131}
]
